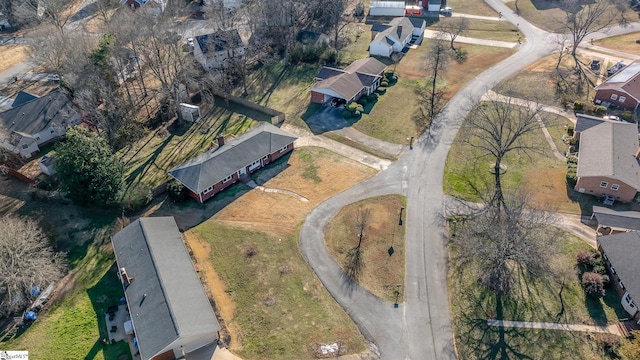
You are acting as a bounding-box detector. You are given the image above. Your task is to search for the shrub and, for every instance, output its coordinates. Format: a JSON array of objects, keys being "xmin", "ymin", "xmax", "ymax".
[
  {"xmin": 567, "ymin": 125, "xmax": 574, "ymax": 136},
  {"xmin": 345, "ymin": 102, "xmax": 359, "ymax": 112},
  {"xmin": 120, "ymin": 183, "xmax": 152, "ymax": 211},
  {"xmin": 377, "ymin": 86, "xmax": 387, "ymax": 94},
  {"xmin": 622, "ymin": 111, "xmax": 633, "ymax": 122},
  {"xmin": 453, "ymin": 49, "xmax": 467, "ymax": 63},
  {"xmin": 381, "ymin": 80, "xmax": 389, "ymax": 87},
  {"xmin": 594, "ymin": 105, "xmax": 607, "ymax": 115},
  {"xmin": 367, "ymin": 93, "xmax": 378, "ymax": 102},
  {"xmin": 167, "ymin": 180, "xmax": 187, "ymax": 202},
  {"xmin": 358, "ymin": 97, "xmax": 369, "ymax": 105},
  {"xmin": 582, "ymin": 272, "xmax": 605, "ymax": 298},
  {"xmin": 574, "ymin": 101, "xmax": 584, "ymax": 110},
  {"xmin": 566, "ymin": 155, "xmax": 578, "ymax": 164},
  {"xmin": 385, "ymin": 70, "xmax": 395, "ymax": 80},
  {"xmin": 576, "ymin": 250, "xmax": 595, "ymax": 267},
  {"xmin": 566, "ymin": 168, "xmax": 577, "ymax": 187},
  {"xmin": 356, "ymin": 104, "xmax": 364, "ymax": 113},
  {"xmin": 568, "ymin": 137, "xmax": 578, "ymax": 146},
  {"xmin": 593, "ymin": 264, "xmax": 607, "ymax": 275},
  {"xmin": 342, "ymin": 109, "xmax": 353, "ymax": 118}
]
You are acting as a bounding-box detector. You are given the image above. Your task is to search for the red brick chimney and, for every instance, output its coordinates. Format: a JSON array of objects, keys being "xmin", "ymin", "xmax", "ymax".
[{"xmin": 217, "ymin": 136, "xmax": 225, "ymax": 147}]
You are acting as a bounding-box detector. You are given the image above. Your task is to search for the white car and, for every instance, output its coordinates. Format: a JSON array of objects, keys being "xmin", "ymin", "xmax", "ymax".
[
  {"xmin": 440, "ymin": 7, "xmax": 452, "ymax": 15},
  {"xmin": 187, "ymin": 38, "xmax": 194, "ymax": 47}
]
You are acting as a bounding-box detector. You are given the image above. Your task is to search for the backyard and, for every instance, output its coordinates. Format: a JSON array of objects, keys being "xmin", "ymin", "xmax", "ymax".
[
  {"xmin": 450, "ymin": 228, "xmax": 628, "ymax": 359},
  {"xmin": 146, "ymin": 147, "xmax": 377, "ymax": 359},
  {"xmin": 324, "ymin": 195, "xmax": 406, "ymax": 303}
]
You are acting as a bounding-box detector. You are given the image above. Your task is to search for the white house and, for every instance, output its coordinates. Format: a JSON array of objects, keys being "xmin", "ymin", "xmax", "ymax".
[
  {"xmin": 427, "ymin": 0, "xmax": 442, "ymax": 12},
  {"xmin": 0, "ymin": 89, "xmax": 80, "ymax": 159},
  {"xmin": 369, "ymin": 17, "xmax": 425, "ymax": 57},
  {"xmin": 193, "ymin": 29, "xmax": 245, "ymax": 70}
]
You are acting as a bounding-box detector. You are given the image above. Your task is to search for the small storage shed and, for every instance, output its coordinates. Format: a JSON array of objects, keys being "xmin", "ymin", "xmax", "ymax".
[
  {"xmin": 180, "ymin": 103, "xmax": 201, "ymax": 122},
  {"xmin": 39, "ymin": 155, "xmax": 56, "ymax": 176}
]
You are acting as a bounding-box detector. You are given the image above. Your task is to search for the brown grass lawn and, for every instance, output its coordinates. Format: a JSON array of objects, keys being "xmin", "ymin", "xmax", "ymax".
[
  {"xmin": 324, "ymin": 195, "xmax": 406, "ymax": 303},
  {"xmin": 431, "ymin": 19, "xmax": 520, "ymax": 42},
  {"xmin": 0, "ymin": 45, "xmax": 30, "ymax": 74},
  {"xmin": 150, "ymin": 147, "xmax": 376, "ymax": 359},
  {"xmin": 503, "ymin": 0, "xmax": 635, "ymax": 34},
  {"xmin": 450, "ymin": 228, "xmax": 628, "ymax": 359},
  {"xmin": 495, "ymin": 52, "xmax": 598, "ymax": 107},
  {"xmin": 594, "ymin": 31, "xmax": 640, "ymax": 56},
  {"xmin": 447, "ymin": 0, "xmax": 499, "ymax": 16}
]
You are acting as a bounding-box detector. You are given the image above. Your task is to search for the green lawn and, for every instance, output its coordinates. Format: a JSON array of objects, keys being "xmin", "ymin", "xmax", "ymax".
[
  {"xmin": 119, "ymin": 107, "xmax": 257, "ymax": 189},
  {"xmin": 450, "ymin": 228, "xmax": 627, "ymax": 359},
  {"xmin": 540, "ymin": 111, "xmax": 573, "ymax": 155},
  {"xmin": 1, "ymin": 214, "xmax": 129, "ymax": 360},
  {"xmin": 190, "ymin": 222, "xmax": 366, "ymax": 360}
]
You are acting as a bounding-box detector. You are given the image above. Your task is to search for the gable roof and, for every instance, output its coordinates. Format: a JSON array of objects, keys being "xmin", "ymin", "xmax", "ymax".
[
  {"xmin": 592, "ymin": 206, "xmax": 640, "ymax": 231},
  {"xmin": 169, "ymin": 123, "xmax": 297, "ymax": 193},
  {"xmin": 196, "ymin": 29, "xmax": 243, "ymax": 54},
  {"xmin": 11, "ymin": 91, "xmax": 39, "ymax": 108},
  {"xmin": 598, "ymin": 231, "xmax": 640, "ymax": 303},
  {"xmin": 311, "ymin": 58, "xmax": 386, "ymax": 101},
  {"xmin": 371, "ymin": 17, "xmax": 416, "ymax": 50},
  {"xmin": 111, "ymin": 217, "xmax": 220, "ymax": 360},
  {"xmin": 574, "ymin": 113, "xmax": 612, "ymax": 134},
  {"xmin": 595, "ymin": 60, "xmax": 640, "ymax": 102},
  {"xmin": 0, "ymin": 89, "xmax": 78, "ymax": 137},
  {"xmin": 577, "ymin": 120, "xmax": 640, "ymax": 189}
]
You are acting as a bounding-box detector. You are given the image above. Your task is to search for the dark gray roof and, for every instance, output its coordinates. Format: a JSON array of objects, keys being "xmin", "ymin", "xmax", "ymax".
[
  {"xmin": 312, "ymin": 58, "xmax": 386, "ymax": 101},
  {"xmin": 371, "ymin": 23, "xmax": 391, "ymax": 33},
  {"xmin": 387, "ymin": 17, "xmax": 415, "ymax": 43},
  {"xmin": 577, "ymin": 121, "xmax": 640, "ymax": 189},
  {"xmin": 316, "ymin": 67, "xmax": 345, "ymax": 80},
  {"xmin": 593, "ymin": 206, "xmax": 640, "ymax": 231},
  {"xmin": 598, "ymin": 231, "xmax": 640, "ymax": 303},
  {"xmin": 111, "ymin": 217, "xmax": 220, "ymax": 360},
  {"xmin": 11, "ymin": 91, "xmax": 39, "ymax": 108},
  {"xmin": 0, "ymin": 89, "xmax": 78, "ymax": 136},
  {"xmin": 343, "ymin": 57, "xmax": 387, "ymax": 76},
  {"xmin": 195, "ymin": 29, "xmax": 243, "ymax": 54},
  {"xmin": 408, "ymin": 17, "xmax": 426, "ymax": 28},
  {"xmin": 169, "ymin": 123, "xmax": 296, "ymax": 193},
  {"xmin": 575, "ymin": 114, "xmax": 609, "ymax": 134}
]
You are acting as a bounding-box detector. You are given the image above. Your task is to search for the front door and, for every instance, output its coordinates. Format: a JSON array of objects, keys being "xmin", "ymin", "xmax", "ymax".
[{"xmin": 237, "ymin": 168, "xmax": 247, "ymax": 176}]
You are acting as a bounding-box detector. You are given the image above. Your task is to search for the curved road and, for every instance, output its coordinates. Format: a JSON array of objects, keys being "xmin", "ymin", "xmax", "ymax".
[{"xmin": 298, "ymin": 1, "xmax": 624, "ymax": 359}]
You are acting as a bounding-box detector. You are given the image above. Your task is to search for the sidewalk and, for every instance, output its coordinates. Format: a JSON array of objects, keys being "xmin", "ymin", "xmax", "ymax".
[{"xmin": 487, "ymin": 319, "xmax": 622, "ymax": 335}]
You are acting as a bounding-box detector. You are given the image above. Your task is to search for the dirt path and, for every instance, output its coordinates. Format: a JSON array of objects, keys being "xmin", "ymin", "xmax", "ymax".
[{"xmin": 183, "ymin": 231, "xmax": 242, "ymax": 352}]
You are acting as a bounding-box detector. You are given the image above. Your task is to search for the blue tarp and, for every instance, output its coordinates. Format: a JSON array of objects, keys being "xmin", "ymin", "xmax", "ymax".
[
  {"xmin": 30, "ymin": 286, "xmax": 41, "ymax": 297},
  {"xmin": 24, "ymin": 311, "xmax": 37, "ymax": 321}
]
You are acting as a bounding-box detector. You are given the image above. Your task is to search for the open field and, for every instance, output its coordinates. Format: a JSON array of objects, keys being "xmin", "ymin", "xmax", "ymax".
[
  {"xmin": 0, "ymin": 45, "xmax": 30, "ymax": 74},
  {"xmin": 450, "ymin": 228, "xmax": 627, "ymax": 359},
  {"xmin": 594, "ymin": 31, "xmax": 640, "ymax": 56},
  {"xmin": 171, "ymin": 147, "xmax": 376, "ymax": 359},
  {"xmin": 324, "ymin": 195, "xmax": 406, "ymax": 303},
  {"xmin": 503, "ymin": 0, "xmax": 635, "ymax": 34}
]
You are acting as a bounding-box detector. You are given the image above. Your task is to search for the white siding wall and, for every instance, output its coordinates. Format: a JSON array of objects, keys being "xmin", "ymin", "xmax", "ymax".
[{"xmin": 369, "ymin": 41, "xmax": 392, "ymax": 57}]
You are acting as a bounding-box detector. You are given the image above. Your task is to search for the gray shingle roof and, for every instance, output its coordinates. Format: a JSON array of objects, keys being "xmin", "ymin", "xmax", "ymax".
[
  {"xmin": 593, "ymin": 206, "xmax": 640, "ymax": 231},
  {"xmin": 574, "ymin": 114, "xmax": 609, "ymax": 134},
  {"xmin": 311, "ymin": 58, "xmax": 386, "ymax": 101},
  {"xmin": 168, "ymin": 122, "xmax": 297, "ymax": 193},
  {"xmin": 577, "ymin": 121, "xmax": 640, "ymax": 189},
  {"xmin": 344, "ymin": 57, "xmax": 388, "ymax": 76},
  {"xmin": 196, "ymin": 29, "xmax": 243, "ymax": 54},
  {"xmin": 316, "ymin": 67, "xmax": 345, "ymax": 81},
  {"xmin": 11, "ymin": 91, "xmax": 39, "ymax": 108},
  {"xmin": 0, "ymin": 89, "xmax": 78, "ymax": 136},
  {"xmin": 111, "ymin": 217, "xmax": 220, "ymax": 360},
  {"xmin": 598, "ymin": 231, "xmax": 640, "ymax": 303}
]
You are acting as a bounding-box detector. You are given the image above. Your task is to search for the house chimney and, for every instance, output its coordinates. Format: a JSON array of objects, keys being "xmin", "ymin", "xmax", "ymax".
[
  {"xmin": 217, "ymin": 136, "xmax": 225, "ymax": 147},
  {"xmin": 120, "ymin": 267, "xmax": 131, "ymax": 287},
  {"xmin": 397, "ymin": 26, "xmax": 403, "ymax": 37}
]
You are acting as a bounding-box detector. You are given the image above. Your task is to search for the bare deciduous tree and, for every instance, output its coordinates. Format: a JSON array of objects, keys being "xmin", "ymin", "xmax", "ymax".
[
  {"xmin": 436, "ymin": 17, "xmax": 469, "ymax": 51},
  {"xmin": 0, "ymin": 216, "xmax": 67, "ymax": 317},
  {"xmin": 450, "ymin": 191, "xmax": 553, "ymax": 295},
  {"xmin": 462, "ymin": 92, "xmax": 544, "ymax": 207},
  {"xmin": 344, "ymin": 207, "xmax": 371, "ymax": 280},
  {"xmin": 416, "ymin": 39, "xmax": 449, "ymax": 131}
]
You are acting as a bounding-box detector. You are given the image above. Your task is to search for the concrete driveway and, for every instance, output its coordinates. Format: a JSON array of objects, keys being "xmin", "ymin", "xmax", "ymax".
[{"xmin": 305, "ymin": 106, "xmax": 351, "ymax": 134}]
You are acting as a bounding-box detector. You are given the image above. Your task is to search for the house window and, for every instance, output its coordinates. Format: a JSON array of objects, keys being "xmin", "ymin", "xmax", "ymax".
[
  {"xmin": 611, "ymin": 184, "xmax": 620, "ymax": 191},
  {"xmin": 619, "ymin": 96, "xmax": 626, "ymax": 103},
  {"xmin": 610, "ymin": 94, "xmax": 618, "ymax": 100},
  {"xmin": 619, "ymin": 280, "xmax": 625, "ymax": 289},
  {"xmin": 610, "ymin": 266, "xmax": 616, "ymax": 274},
  {"xmin": 279, "ymin": 145, "xmax": 288, "ymax": 153},
  {"xmin": 222, "ymin": 174, "xmax": 233, "ymax": 183},
  {"xmin": 599, "ymin": 181, "xmax": 608, "ymax": 188},
  {"xmin": 203, "ymin": 185, "xmax": 213, "ymax": 194}
]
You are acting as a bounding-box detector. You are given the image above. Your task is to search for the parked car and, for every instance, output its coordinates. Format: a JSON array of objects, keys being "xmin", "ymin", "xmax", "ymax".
[
  {"xmin": 604, "ymin": 115, "xmax": 621, "ymax": 122},
  {"xmin": 330, "ymin": 98, "xmax": 346, "ymax": 107},
  {"xmin": 440, "ymin": 7, "xmax": 452, "ymax": 16},
  {"xmin": 187, "ymin": 38, "xmax": 194, "ymax": 47},
  {"xmin": 590, "ymin": 59, "xmax": 601, "ymax": 71},
  {"xmin": 608, "ymin": 60, "xmax": 626, "ymax": 76},
  {"xmin": 46, "ymin": 74, "xmax": 60, "ymax": 82}
]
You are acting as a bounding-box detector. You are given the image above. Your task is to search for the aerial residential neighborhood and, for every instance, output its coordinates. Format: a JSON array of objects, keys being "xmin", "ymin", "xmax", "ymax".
[{"xmin": 4, "ymin": 0, "xmax": 640, "ymax": 359}]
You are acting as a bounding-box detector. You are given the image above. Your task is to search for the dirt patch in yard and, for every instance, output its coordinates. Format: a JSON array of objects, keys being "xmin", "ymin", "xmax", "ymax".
[
  {"xmin": 214, "ymin": 147, "xmax": 377, "ymax": 238},
  {"xmin": 0, "ymin": 45, "xmax": 30, "ymax": 74}
]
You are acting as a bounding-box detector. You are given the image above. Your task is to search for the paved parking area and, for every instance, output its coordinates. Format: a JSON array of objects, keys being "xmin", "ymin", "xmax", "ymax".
[{"xmin": 305, "ymin": 106, "xmax": 350, "ymax": 134}]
